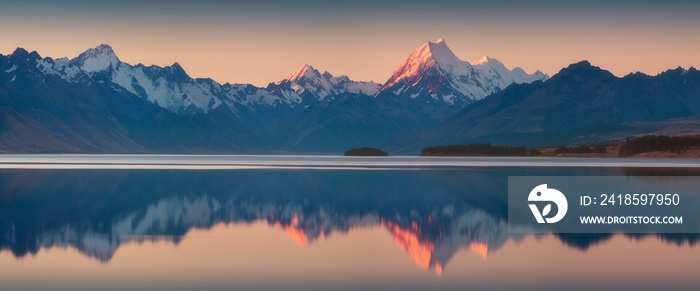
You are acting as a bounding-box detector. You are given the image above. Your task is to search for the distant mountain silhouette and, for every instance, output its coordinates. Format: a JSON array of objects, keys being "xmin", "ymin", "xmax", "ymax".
[{"xmin": 394, "ymin": 62, "xmax": 700, "ymax": 152}]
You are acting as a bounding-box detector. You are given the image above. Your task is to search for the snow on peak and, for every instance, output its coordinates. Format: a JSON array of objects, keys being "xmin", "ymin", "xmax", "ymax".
[
  {"xmin": 383, "ymin": 38, "xmax": 466, "ymax": 87},
  {"xmin": 472, "ymin": 55, "xmax": 491, "ymax": 65},
  {"xmin": 94, "ymin": 44, "xmax": 116, "ymax": 54},
  {"xmin": 279, "ymin": 64, "xmax": 333, "ymax": 99},
  {"xmin": 328, "ymin": 74, "xmax": 381, "ymax": 96},
  {"xmin": 72, "ymin": 44, "xmax": 121, "ymax": 73},
  {"xmin": 470, "ymin": 54, "xmax": 549, "ymax": 84},
  {"xmin": 168, "ymin": 62, "xmax": 190, "ymax": 79},
  {"xmin": 427, "ymin": 38, "xmax": 462, "ymax": 66},
  {"xmin": 408, "ymin": 38, "xmax": 460, "ymax": 66},
  {"xmin": 471, "ymin": 56, "xmax": 508, "ymax": 72},
  {"xmin": 277, "ymin": 65, "xmax": 380, "ymax": 99},
  {"xmin": 381, "ymin": 37, "xmax": 474, "ymax": 98},
  {"xmin": 379, "ymin": 38, "xmax": 549, "ymax": 104},
  {"xmin": 285, "ymin": 64, "xmax": 322, "ymax": 83}
]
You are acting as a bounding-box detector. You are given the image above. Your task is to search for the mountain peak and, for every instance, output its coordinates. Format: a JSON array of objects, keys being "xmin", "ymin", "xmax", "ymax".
[
  {"xmin": 383, "ymin": 38, "xmax": 464, "ymax": 88},
  {"xmin": 95, "ymin": 44, "xmax": 115, "ymax": 53},
  {"xmin": 273, "ymin": 64, "xmax": 381, "ymax": 100},
  {"xmin": 572, "ymin": 60, "xmax": 592, "ymax": 67},
  {"xmin": 83, "ymin": 44, "xmax": 117, "ymax": 60},
  {"xmin": 10, "ymin": 47, "xmax": 29, "ymax": 56},
  {"xmin": 553, "ymin": 60, "xmax": 616, "ymax": 81},
  {"xmin": 72, "ymin": 44, "xmax": 120, "ymax": 73},
  {"xmin": 168, "ymin": 62, "xmax": 190, "ymax": 80},
  {"xmin": 557, "ymin": 60, "xmax": 597, "ymax": 75},
  {"xmin": 472, "ymin": 55, "xmax": 491, "ymax": 65},
  {"xmin": 533, "ymin": 70, "xmax": 549, "ymax": 79},
  {"xmin": 275, "ymin": 64, "xmax": 335, "ymax": 99},
  {"xmin": 379, "ymin": 38, "xmax": 549, "ymax": 105},
  {"xmin": 9, "ymin": 47, "xmax": 41, "ymax": 60},
  {"xmin": 425, "ymin": 38, "xmax": 460, "ymax": 65},
  {"xmin": 285, "ymin": 64, "xmax": 322, "ymax": 83}
]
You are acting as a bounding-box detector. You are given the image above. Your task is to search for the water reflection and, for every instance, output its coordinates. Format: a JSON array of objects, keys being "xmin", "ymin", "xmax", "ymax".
[{"xmin": 0, "ymin": 167, "xmax": 698, "ymax": 276}]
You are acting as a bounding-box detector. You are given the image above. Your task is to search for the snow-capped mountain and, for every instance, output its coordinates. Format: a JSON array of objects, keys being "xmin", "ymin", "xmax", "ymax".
[
  {"xmin": 399, "ymin": 61, "xmax": 700, "ymax": 151},
  {"xmin": 30, "ymin": 41, "xmax": 545, "ymax": 114},
  {"xmin": 0, "ymin": 47, "xmax": 267, "ymax": 153},
  {"xmin": 31, "ymin": 44, "xmax": 299, "ymax": 115},
  {"xmin": 68, "ymin": 44, "xmax": 298, "ymax": 114},
  {"xmin": 270, "ymin": 64, "xmax": 380, "ymax": 101},
  {"xmin": 471, "ymin": 54, "xmax": 548, "ymax": 88},
  {"xmin": 1, "ymin": 41, "xmax": 552, "ymax": 153},
  {"xmin": 33, "ymin": 44, "xmax": 382, "ymax": 115},
  {"xmin": 378, "ymin": 38, "xmax": 548, "ymax": 107},
  {"xmin": 71, "ymin": 44, "xmax": 121, "ymax": 73}
]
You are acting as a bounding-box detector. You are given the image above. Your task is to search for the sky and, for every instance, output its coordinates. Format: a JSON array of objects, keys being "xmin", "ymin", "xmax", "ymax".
[{"xmin": 1, "ymin": 0, "xmax": 698, "ymax": 86}]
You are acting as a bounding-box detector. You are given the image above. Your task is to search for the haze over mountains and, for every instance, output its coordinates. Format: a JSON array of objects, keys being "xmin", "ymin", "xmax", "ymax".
[{"xmin": 1, "ymin": 38, "xmax": 698, "ymax": 154}]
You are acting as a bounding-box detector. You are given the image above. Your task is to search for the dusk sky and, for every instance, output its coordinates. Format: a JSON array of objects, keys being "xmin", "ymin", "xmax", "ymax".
[{"xmin": 1, "ymin": 0, "xmax": 698, "ymax": 86}]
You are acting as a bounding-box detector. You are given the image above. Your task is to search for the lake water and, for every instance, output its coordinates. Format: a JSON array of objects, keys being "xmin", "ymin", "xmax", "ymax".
[{"xmin": 0, "ymin": 155, "xmax": 699, "ymax": 290}]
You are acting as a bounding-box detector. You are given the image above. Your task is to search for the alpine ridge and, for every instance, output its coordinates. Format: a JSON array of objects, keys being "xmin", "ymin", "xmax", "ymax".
[
  {"xmin": 269, "ymin": 64, "xmax": 381, "ymax": 101},
  {"xmin": 0, "ymin": 41, "xmax": 568, "ymax": 154},
  {"xmin": 393, "ymin": 61, "xmax": 700, "ymax": 152},
  {"xmin": 377, "ymin": 38, "xmax": 548, "ymax": 108}
]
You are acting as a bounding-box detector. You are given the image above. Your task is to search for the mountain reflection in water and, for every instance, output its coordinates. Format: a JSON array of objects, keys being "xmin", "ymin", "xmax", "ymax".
[{"xmin": 0, "ymin": 167, "xmax": 698, "ymax": 276}]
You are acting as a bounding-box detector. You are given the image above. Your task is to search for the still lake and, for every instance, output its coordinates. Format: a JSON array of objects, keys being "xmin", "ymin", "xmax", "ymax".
[{"xmin": 0, "ymin": 155, "xmax": 699, "ymax": 290}]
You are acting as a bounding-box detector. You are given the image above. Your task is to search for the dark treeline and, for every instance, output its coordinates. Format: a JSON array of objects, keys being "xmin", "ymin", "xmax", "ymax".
[
  {"xmin": 619, "ymin": 135, "xmax": 700, "ymax": 157},
  {"xmin": 422, "ymin": 143, "xmax": 541, "ymax": 157},
  {"xmin": 554, "ymin": 144, "xmax": 607, "ymax": 154},
  {"xmin": 344, "ymin": 147, "xmax": 389, "ymax": 156}
]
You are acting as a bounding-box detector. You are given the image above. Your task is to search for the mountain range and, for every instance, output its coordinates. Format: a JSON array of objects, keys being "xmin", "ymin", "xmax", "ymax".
[
  {"xmin": 393, "ymin": 61, "xmax": 700, "ymax": 151},
  {"xmin": 0, "ymin": 39, "xmax": 548, "ymax": 153},
  {"xmin": 1, "ymin": 39, "xmax": 698, "ymax": 154}
]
